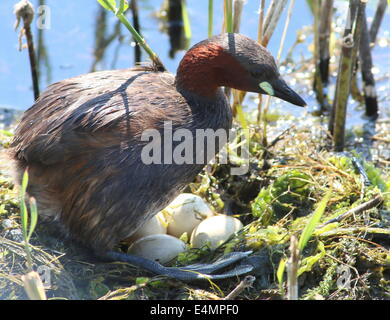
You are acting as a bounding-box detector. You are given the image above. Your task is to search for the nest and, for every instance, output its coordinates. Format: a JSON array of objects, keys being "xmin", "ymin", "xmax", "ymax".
[{"xmin": 0, "ymin": 116, "xmax": 388, "ymax": 300}]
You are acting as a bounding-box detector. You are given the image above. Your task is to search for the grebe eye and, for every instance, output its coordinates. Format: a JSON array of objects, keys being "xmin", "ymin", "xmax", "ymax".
[{"xmin": 251, "ymin": 71, "xmax": 262, "ymax": 78}]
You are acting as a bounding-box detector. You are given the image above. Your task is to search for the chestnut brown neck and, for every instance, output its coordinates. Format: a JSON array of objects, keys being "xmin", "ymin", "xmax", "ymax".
[{"xmin": 175, "ymin": 42, "xmax": 250, "ymax": 99}]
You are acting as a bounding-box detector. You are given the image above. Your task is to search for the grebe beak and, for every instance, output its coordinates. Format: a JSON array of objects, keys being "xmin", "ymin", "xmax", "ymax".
[{"xmin": 262, "ymin": 78, "xmax": 307, "ymax": 107}]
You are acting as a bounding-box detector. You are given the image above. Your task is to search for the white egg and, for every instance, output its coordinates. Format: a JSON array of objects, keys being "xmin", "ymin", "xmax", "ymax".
[
  {"xmin": 190, "ymin": 215, "xmax": 243, "ymax": 249},
  {"xmin": 165, "ymin": 193, "xmax": 214, "ymax": 238},
  {"xmin": 128, "ymin": 234, "xmax": 186, "ymax": 265},
  {"xmin": 130, "ymin": 211, "xmax": 167, "ymax": 241}
]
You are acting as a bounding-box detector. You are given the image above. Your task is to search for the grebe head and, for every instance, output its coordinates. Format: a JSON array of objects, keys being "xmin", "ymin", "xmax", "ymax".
[{"xmin": 176, "ymin": 33, "xmax": 306, "ymax": 107}]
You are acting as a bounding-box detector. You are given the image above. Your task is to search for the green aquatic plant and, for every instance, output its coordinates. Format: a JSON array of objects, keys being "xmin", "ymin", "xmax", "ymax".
[
  {"xmin": 277, "ymin": 191, "xmax": 330, "ymax": 297},
  {"xmin": 298, "ymin": 191, "xmax": 331, "ymax": 251},
  {"xmin": 224, "ymin": 0, "xmax": 233, "ymax": 33},
  {"xmin": 97, "ymin": 0, "xmax": 165, "ymax": 70},
  {"xmin": 208, "ymin": 0, "xmax": 213, "ymax": 38},
  {"xmin": 19, "ymin": 169, "xmax": 38, "ymax": 271},
  {"xmin": 363, "ymin": 161, "xmax": 389, "ymax": 193},
  {"xmin": 251, "ymin": 170, "xmax": 312, "ymax": 225},
  {"xmin": 181, "ymin": 0, "xmax": 192, "ymax": 41},
  {"xmin": 329, "ymin": 154, "xmax": 389, "ymax": 206},
  {"xmin": 246, "ymin": 225, "xmax": 288, "ymax": 249},
  {"xmin": 18, "ymin": 169, "xmax": 48, "ymax": 300}
]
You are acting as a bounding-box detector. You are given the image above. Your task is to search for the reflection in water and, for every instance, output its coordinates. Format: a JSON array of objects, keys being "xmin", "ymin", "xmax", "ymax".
[
  {"xmin": 130, "ymin": 0, "xmax": 142, "ymax": 64},
  {"xmin": 91, "ymin": 1, "xmax": 143, "ymax": 72},
  {"xmin": 157, "ymin": 0, "xmax": 190, "ymax": 59},
  {"xmin": 91, "ymin": 6, "xmax": 122, "ymax": 72},
  {"xmin": 36, "ymin": 0, "xmax": 52, "ymax": 86}
]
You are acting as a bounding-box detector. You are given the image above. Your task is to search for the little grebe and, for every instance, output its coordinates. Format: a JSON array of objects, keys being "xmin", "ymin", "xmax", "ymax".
[{"xmin": 11, "ymin": 33, "xmax": 306, "ymax": 280}]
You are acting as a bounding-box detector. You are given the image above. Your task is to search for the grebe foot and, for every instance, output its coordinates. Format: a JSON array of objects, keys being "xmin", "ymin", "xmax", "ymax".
[{"xmin": 104, "ymin": 250, "xmax": 253, "ymax": 281}]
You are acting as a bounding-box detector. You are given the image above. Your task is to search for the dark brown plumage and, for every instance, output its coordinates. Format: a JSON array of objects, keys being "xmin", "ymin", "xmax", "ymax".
[{"xmin": 10, "ymin": 33, "xmax": 305, "ymax": 280}]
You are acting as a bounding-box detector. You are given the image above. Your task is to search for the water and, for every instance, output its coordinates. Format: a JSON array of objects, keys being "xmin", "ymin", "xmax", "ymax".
[{"xmin": 0, "ymin": 0, "xmax": 389, "ymax": 129}]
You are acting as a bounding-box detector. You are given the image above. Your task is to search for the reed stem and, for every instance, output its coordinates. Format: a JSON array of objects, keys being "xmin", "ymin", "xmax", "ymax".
[
  {"xmin": 262, "ymin": 0, "xmax": 295, "ymax": 148},
  {"xmin": 181, "ymin": 0, "xmax": 192, "ymax": 40},
  {"xmin": 359, "ymin": 9, "xmax": 378, "ymax": 118},
  {"xmin": 25, "ymin": 24, "xmax": 40, "ymax": 100},
  {"xmin": 328, "ymin": 0, "xmax": 358, "ymax": 135},
  {"xmin": 98, "ymin": 0, "xmax": 166, "ymax": 71},
  {"xmin": 287, "ymin": 236, "xmax": 299, "ymax": 300},
  {"xmin": 231, "ymin": 0, "xmax": 246, "ymax": 119},
  {"xmin": 208, "ymin": 0, "xmax": 214, "ymax": 38},
  {"xmin": 314, "ymin": 0, "xmax": 334, "ymax": 110},
  {"xmin": 130, "ymin": 0, "xmax": 142, "ymax": 64},
  {"xmin": 233, "ymin": 0, "xmax": 245, "ymax": 33},
  {"xmin": 262, "ymin": 0, "xmax": 288, "ymax": 47},
  {"xmin": 117, "ymin": 13, "xmax": 165, "ymax": 70},
  {"xmin": 224, "ymin": 0, "xmax": 233, "ymax": 33},
  {"xmin": 14, "ymin": 0, "xmax": 40, "ymax": 100},
  {"xmin": 369, "ymin": 0, "xmax": 388, "ymax": 46},
  {"xmin": 257, "ymin": 0, "xmax": 266, "ymax": 125},
  {"xmin": 312, "ymin": 0, "xmax": 324, "ymax": 108},
  {"xmin": 332, "ymin": 0, "xmax": 366, "ymax": 151}
]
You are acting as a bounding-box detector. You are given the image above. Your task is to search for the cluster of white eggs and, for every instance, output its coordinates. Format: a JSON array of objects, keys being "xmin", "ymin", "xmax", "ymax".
[{"xmin": 127, "ymin": 193, "xmax": 243, "ymax": 265}]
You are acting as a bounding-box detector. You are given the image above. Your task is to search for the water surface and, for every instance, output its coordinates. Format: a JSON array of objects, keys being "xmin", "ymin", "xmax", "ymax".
[{"xmin": 0, "ymin": 0, "xmax": 389, "ymax": 129}]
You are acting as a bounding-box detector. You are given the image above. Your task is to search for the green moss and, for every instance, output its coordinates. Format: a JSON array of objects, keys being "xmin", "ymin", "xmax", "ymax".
[
  {"xmin": 251, "ymin": 170, "xmax": 313, "ymax": 225},
  {"xmin": 89, "ymin": 276, "xmax": 110, "ymax": 299},
  {"xmin": 302, "ymin": 262, "xmax": 338, "ymax": 299},
  {"xmin": 246, "ymin": 225, "xmax": 288, "ymax": 249},
  {"xmin": 328, "ymin": 155, "xmax": 354, "ymax": 173},
  {"xmin": 364, "ymin": 161, "xmax": 389, "ymax": 193}
]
